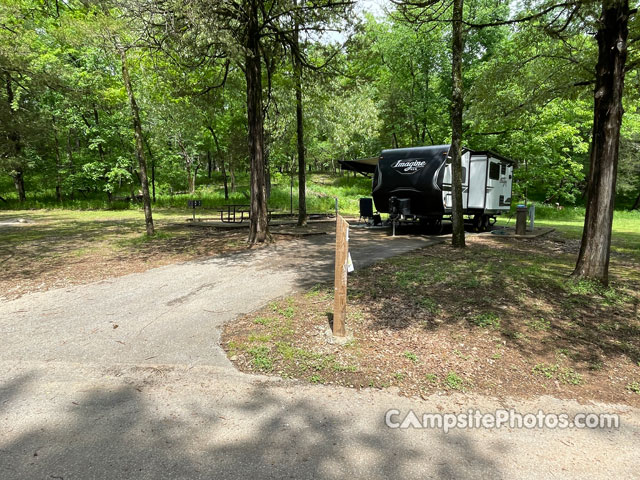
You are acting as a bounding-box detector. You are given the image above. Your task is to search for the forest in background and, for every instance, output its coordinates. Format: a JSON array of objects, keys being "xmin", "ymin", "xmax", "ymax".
[{"xmin": 1, "ymin": 0, "xmax": 638, "ymax": 211}]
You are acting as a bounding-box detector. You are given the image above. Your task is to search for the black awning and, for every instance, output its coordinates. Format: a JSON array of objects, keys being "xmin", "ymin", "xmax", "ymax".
[{"xmin": 338, "ymin": 157, "xmax": 379, "ymax": 175}]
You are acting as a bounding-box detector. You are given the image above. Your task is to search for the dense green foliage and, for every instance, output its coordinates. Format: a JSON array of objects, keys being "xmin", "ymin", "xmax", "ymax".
[{"xmin": 1, "ymin": 0, "xmax": 638, "ymax": 210}]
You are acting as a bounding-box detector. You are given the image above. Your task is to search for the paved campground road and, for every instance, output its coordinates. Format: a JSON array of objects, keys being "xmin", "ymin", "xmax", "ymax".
[
  {"xmin": 1, "ymin": 229, "xmax": 638, "ymax": 479},
  {"xmin": 0, "ymin": 229, "xmax": 439, "ymax": 368}
]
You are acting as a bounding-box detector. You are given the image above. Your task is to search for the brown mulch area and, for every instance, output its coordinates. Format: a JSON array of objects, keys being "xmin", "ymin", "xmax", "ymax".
[{"xmin": 223, "ymin": 233, "xmax": 640, "ymax": 407}]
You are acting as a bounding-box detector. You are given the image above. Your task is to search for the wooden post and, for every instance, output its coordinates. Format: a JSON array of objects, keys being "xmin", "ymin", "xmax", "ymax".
[
  {"xmin": 516, "ymin": 206, "xmax": 527, "ymax": 235},
  {"xmin": 333, "ymin": 214, "xmax": 349, "ymax": 337}
]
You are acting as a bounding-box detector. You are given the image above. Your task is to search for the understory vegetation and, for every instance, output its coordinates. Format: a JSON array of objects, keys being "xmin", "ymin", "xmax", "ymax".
[{"xmin": 0, "ymin": 173, "xmax": 371, "ymax": 215}]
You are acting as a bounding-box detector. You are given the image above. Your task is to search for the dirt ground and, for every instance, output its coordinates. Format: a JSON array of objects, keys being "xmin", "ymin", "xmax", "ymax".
[
  {"xmin": 223, "ymin": 231, "xmax": 640, "ymax": 407},
  {"xmin": 0, "ymin": 211, "xmax": 333, "ymax": 300}
]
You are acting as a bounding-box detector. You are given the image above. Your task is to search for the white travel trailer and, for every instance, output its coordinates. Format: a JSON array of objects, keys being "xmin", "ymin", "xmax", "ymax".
[{"xmin": 341, "ymin": 145, "xmax": 516, "ymax": 232}]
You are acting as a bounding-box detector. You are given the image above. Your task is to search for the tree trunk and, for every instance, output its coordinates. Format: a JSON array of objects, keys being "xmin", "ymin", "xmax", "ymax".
[
  {"xmin": 94, "ymin": 106, "xmax": 107, "ymax": 167},
  {"xmin": 188, "ymin": 169, "xmax": 195, "ymax": 194},
  {"xmin": 67, "ymin": 129, "xmax": 75, "ymax": 199},
  {"xmin": 208, "ymin": 126, "xmax": 229, "ymax": 200},
  {"xmin": 118, "ymin": 44, "xmax": 154, "ymax": 236},
  {"xmin": 5, "ymin": 73, "xmax": 25, "ymax": 203},
  {"xmin": 245, "ymin": 0, "xmax": 269, "ymax": 244},
  {"xmin": 12, "ymin": 168, "xmax": 26, "ymax": 202},
  {"xmin": 230, "ymin": 156, "xmax": 236, "ymax": 193},
  {"xmin": 151, "ymin": 159, "xmax": 156, "ymax": 203},
  {"xmin": 450, "ymin": 0, "xmax": 466, "ymax": 248},
  {"xmin": 294, "ymin": 6, "xmax": 307, "ymax": 227},
  {"xmin": 631, "ymin": 190, "xmax": 640, "ymax": 210},
  {"xmin": 54, "ymin": 131, "xmax": 62, "ymax": 202},
  {"xmin": 572, "ymin": 0, "xmax": 629, "ymax": 285},
  {"xmin": 221, "ymin": 159, "xmax": 229, "ymax": 200},
  {"xmin": 142, "ymin": 134, "xmax": 156, "ymax": 203},
  {"xmin": 207, "ymin": 150, "xmax": 212, "ymax": 178}
]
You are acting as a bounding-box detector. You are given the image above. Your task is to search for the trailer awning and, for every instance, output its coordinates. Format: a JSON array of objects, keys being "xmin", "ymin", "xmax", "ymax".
[{"xmin": 338, "ymin": 157, "xmax": 379, "ymax": 175}]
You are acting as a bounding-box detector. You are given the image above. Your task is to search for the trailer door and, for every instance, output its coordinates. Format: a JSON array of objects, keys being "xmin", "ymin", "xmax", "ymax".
[
  {"xmin": 468, "ymin": 155, "xmax": 487, "ymax": 209},
  {"xmin": 485, "ymin": 158, "xmax": 503, "ymax": 211},
  {"xmin": 442, "ymin": 153, "xmax": 469, "ymax": 210},
  {"xmin": 500, "ymin": 164, "xmax": 513, "ymax": 210}
]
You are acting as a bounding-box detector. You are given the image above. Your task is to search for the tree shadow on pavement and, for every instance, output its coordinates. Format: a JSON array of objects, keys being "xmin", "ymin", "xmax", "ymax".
[{"xmin": 0, "ymin": 376, "xmax": 503, "ymax": 479}]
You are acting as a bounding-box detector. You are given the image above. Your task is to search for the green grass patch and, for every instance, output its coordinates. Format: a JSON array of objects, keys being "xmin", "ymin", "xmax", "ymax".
[
  {"xmin": 253, "ymin": 316, "xmax": 275, "ymax": 326},
  {"xmin": 533, "ymin": 363, "xmax": 559, "ymax": 378},
  {"xmin": 403, "ymin": 351, "xmax": 419, "ymax": 363},
  {"xmin": 533, "ymin": 363, "xmax": 583, "ymax": 385},
  {"xmin": 471, "ymin": 312, "xmax": 501, "ymax": 329},
  {"xmin": 444, "ymin": 371, "xmax": 470, "ymax": 391},
  {"xmin": 526, "ymin": 318, "xmax": 551, "ymax": 331},
  {"xmin": 248, "ymin": 345, "xmax": 273, "ymax": 371},
  {"xmin": 248, "ymin": 333, "xmax": 272, "ymax": 343}
]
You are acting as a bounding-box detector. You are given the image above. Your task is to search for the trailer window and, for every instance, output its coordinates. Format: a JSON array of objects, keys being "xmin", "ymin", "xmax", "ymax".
[
  {"xmin": 489, "ymin": 162, "xmax": 500, "ymax": 180},
  {"xmin": 501, "ymin": 164, "xmax": 507, "ymax": 175}
]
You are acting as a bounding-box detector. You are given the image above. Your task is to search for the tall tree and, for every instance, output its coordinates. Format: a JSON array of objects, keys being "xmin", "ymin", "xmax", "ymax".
[
  {"xmin": 4, "ymin": 73, "xmax": 26, "ymax": 202},
  {"xmin": 397, "ymin": 0, "xmax": 469, "ymax": 247},
  {"xmin": 463, "ymin": 0, "xmax": 636, "ymax": 283},
  {"xmin": 573, "ymin": 0, "xmax": 631, "ymax": 284},
  {"xmin": 158, "ymin": 0, "xmax": 353, "ymax": 242},
  {"xmin": 244, "ymin": 0, "xmax": 270, "ymax": 243},
  {"xmin": 117, "ymin": 42, "xmax": 154, "ymax": 236},
  {"xmin": 449, "ymin": 0, "xmax": 466, "ymax": 248},
  {"xmin": 294, "ymin": 0, "xmax": 307, "ymax": 227}
]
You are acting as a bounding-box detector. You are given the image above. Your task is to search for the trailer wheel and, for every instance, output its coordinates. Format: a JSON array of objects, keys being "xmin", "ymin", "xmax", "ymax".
[
  {"xmin": 472, "ymin": 214, "xmax": 482, "ymax": 232},
  {"xmin": 430, "ymin": 217, "xmax": 443, "ymax": 235},
  {"xmin": 420, "ymin": 217, "xmax": 443, "ymax": 235},
  {"xmin": 480, "ymin": 214, "xmax": 490, "ymax": 232}
]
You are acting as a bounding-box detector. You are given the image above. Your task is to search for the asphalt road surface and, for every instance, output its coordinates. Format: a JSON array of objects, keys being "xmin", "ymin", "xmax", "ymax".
[{"xmin": 1, "ymin": 229, "xmax": 638, "ymax": 479}]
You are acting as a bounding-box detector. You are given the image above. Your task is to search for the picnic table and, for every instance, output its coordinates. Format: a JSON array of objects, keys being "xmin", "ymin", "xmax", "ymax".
[
  {"xmin": 218, "ymin": 204, "xmax": 250, "ymax": 223},
  {"xmin": 216, "ymin": 204, "xmax": 275, "ymax": 224}
]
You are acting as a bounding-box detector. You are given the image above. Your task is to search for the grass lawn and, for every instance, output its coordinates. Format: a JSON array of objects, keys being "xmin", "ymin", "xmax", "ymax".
[
  {"xmin": 0, "ymin": 173, "xmax": 372, "ymax": 215},
  {"xmin": 0, "ymin": 173, "xmax": 369, "ymax": 298},
  {"xmin": 496, "ymin": 205, "xmax": 640, "ymax": 261},
  {"xmin": 222, "ymin": 212, "xmax": 640, "ymax": 407}
]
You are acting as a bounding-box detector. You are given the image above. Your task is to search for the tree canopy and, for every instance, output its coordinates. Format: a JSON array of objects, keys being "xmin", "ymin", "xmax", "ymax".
[{"xmin": 1, "ymin": 0, "xmax": 638, "ymax": 218}]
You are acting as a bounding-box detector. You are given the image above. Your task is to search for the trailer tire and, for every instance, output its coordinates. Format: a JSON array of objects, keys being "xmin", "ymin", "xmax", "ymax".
[
  {"xmin": 480, "ymin": 214, "xmax": 490, "ymax": 232},
  {"xmin": 420, "ymin": 217, "xmax": 443, "ymax": 235},
  {"xmin": 430, "ymin": 217, "xmax": 443, "ymax": 235},
  {"xmin": 472, "ymin": 214, "xmax": 482, "ymax": 232}
]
